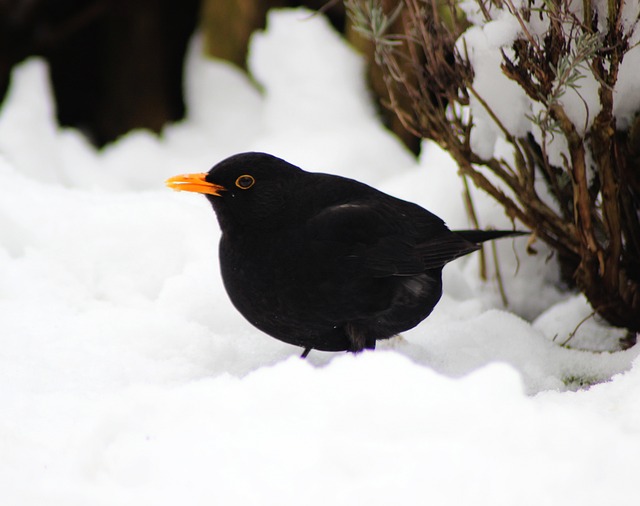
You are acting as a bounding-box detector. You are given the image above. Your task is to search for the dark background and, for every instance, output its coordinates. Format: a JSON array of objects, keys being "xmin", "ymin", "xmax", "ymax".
[{"xmin": 0, "ymin": 0, "xmax": 347, "ymax": 146}]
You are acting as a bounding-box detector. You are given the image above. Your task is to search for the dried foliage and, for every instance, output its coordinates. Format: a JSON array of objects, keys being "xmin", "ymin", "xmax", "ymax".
[{"xmin": 346, "ymin": 0, "xmax": 640, "ymax": 336}]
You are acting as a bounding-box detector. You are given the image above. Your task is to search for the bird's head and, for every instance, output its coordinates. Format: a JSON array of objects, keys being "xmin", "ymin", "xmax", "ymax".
[{"xmin": 166, "ymin": 152, "xmax": 305, "ymax": 232}]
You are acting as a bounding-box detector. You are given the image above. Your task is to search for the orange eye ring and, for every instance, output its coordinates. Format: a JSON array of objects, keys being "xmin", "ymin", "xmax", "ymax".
[{"xmin": 235, "ymin": 175, "xmax": 255, "ymax": 189}]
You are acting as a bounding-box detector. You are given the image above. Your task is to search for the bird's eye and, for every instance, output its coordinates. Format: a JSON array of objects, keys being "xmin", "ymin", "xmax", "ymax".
[{"xmin": 235, "ymin": 175, "xmax": 255, "ymax": 189}]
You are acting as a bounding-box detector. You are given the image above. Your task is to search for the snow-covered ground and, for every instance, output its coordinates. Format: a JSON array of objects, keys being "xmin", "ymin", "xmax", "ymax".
[{"xmin": 1, "ymin": 8, "xmax": 639, "ymax": 505}]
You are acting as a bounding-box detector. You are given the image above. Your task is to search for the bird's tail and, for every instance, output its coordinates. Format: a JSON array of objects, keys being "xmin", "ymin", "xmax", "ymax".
[{"xmin": 452, "ymin": 229, "xmax": 528, "ymax": 244}]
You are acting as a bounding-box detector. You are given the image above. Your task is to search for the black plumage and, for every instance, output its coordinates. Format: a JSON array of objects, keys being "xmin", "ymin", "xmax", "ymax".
[{"xmin": 167, "ymin": 152, "xmax": 526, "ymax": 356}]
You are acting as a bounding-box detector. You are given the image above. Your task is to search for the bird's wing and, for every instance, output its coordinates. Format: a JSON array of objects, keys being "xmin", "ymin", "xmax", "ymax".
[
  {"xmin": 415, "ymin": 233, "xmax": 480, "ymax": 269},
  {"xmin": 306, "ymin": 200, "xmax": 475, "ymax": 277}
]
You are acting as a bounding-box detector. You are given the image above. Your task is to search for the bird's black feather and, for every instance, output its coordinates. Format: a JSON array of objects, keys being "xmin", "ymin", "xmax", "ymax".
[{"xmin": 173, "ymin": 152, "xmax": 528, "ymax": 355}]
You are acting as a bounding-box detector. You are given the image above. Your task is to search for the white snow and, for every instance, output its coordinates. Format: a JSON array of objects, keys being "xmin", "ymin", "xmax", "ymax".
[
  {"xmin": 1, "ymin": 7, "xmax": 639, "ymax": 505},
  {"xmin": 615, "ymin": 42, "xmax": 640, "ymax": 130},
  {"xmin": 459, "ymin": 0, "xmax": 640, "ymax": 158},
  {"xmin": 457, "ymin": 20, "xmax": 531, "ymax": 159}
]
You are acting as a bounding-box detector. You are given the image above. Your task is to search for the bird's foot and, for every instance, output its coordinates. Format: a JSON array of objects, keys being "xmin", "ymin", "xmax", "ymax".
[
  {"xmin": 345, "ymin": 323, "xmax": 377, "ymax": 353},
  {"xmin": 300, "ymin": 347, "xmax": 312, "ymax": 359}
]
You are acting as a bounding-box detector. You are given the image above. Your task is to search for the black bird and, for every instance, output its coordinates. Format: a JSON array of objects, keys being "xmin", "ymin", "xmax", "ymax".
[{"xmin": 167, "ymin": 152, "xmax": 526, "ymax": 357}]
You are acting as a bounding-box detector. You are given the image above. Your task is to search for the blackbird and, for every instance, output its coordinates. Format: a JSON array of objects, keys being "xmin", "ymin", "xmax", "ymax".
[{"xmin": 167, "ymin": 152, "xmax": 526, "ymax": 357}]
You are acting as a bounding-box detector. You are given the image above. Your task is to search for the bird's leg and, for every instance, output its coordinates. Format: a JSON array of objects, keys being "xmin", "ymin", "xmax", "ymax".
[
  {"xmin": 345, "ymin": 323, "xmax": 373, "ymax": 353},
  {"xmin": 300, "ymin": 347, "xmax": 312, "ymax": 359}
]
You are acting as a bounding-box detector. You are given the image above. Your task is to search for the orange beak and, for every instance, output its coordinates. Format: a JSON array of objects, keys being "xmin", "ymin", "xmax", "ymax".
[{"xmin": 165, "ymin": 173, "xmax": 226, "ymax": 197}]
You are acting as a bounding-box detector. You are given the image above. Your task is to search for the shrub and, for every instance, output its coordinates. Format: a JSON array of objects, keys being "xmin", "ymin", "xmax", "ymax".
[{"xmin": 346, "ymin": 0, "xmax": 640, "ymax": 338}]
